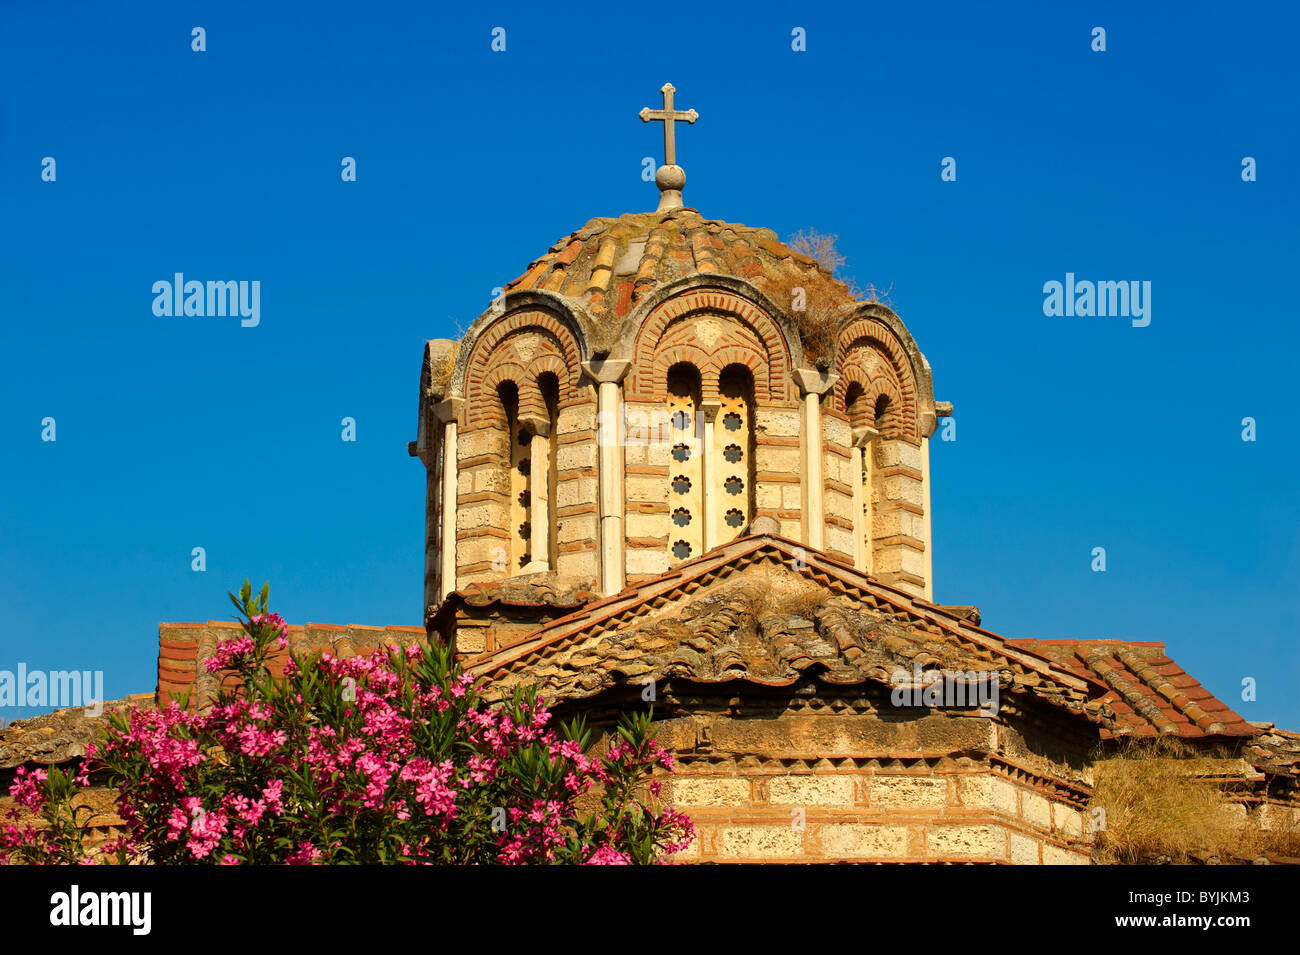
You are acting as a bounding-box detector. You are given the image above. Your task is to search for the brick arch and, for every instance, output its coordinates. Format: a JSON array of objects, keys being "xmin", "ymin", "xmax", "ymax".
[
  {"xmin": 652, "ymin": 346, "xmax": 715, "ymax": 399},
  {"xmin": 481, "ymin": 363, "xmax": 543, "ymax": 424},
  {"xmin": 864, "ymin": 377, "xmax": 905, "ymax": 438},
  {"xmin": 628, "ymin": 289, "xmax": 794, "ymax": 404},
  {"xmin": 835, "ymin": 318, "xmax": 919, "ymax": 444},
  {"xmin": 464, "ymin": 309, "xmax": 584, "ymax": 428},
  {"xmin": 840, "ymin": 366, "xmax": 873, "ymax": 431}
]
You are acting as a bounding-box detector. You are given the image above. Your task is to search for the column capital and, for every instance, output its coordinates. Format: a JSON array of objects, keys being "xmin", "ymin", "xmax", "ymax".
[
  {"xmin": 792, "ymin": 367, "xmax": 839, "ymax": 397},
  {"xmin": 580, "ymin": 357, "xmax": 633, "ymax": 385},
  {"xmin": 852, "ymin": 425, "xmax": 880, "ymax": 449},
  {"xmin": 518, "ymin": 414, "xmax": 551, "ymax": 438},
  {"xmin": 434, "ymin": 397, "xmax": 464, "ymax": 423}
]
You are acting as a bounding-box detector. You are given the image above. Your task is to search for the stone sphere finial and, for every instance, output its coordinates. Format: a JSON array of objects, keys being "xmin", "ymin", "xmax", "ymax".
[{"xmin": 655, "ymin": 164, "xmax": 687, "ymax": 211}]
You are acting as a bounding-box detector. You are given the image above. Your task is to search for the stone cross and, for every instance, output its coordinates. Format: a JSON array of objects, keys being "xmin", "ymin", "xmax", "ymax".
[
  {"xmin": 640, "ymin": 83, "xmax": 698, "ymax": 210},
  {"xmin": 640, "ymin": 82, "xmax": 697, "ymax": 167}
]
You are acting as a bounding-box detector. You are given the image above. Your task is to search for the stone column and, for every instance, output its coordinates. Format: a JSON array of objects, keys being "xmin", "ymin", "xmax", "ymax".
[
  {"xmin": 434, "ymin": 397, "xmax": 463, "ymax": 603},
  {"xmin": 792, "ymin": 368, "xmax": 839, "ymax": 552},
  {"xmin": 581, "ymin": 358, "xmax": 632, "ymax": 596},
  {"xmin": 699, "ymin": 401, "xmax": 721, "ymax": 552},
  {"xmin": 921, "ymin": 434, "xmax": 933, "ymax": 601}
]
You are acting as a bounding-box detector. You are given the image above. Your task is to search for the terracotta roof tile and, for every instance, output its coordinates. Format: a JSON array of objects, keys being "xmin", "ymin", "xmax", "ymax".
[
  {"xmin": 1010, "ymin": 638, "xmax": 1257, "ymax": 740},
  {"xmin": 500, "ymin": 208, "xmax": 847, "ymax": 328}
]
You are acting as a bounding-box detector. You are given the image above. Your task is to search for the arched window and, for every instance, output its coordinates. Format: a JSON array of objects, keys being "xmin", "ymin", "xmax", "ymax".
[
  {"xmin": 873, "ymin": 393, "xmax": 893, "ymax": 438},
  {"xmin": 499, "ymin": 381, "xmax": 532, "ymax": 573},
  {"xmin": 844, "ymin": 383, "xmax": 877, "ymax": 573},
  {"xmin": 716, "ymin": 364, "xmax": 754, "ymax": 544},
  {"xmin": 666, "ymin": 363, "xmax": 703, "ymax": 565},
  {"xmin": 539, "ymin": 372, "xmax": 560, "ymax": 571}
]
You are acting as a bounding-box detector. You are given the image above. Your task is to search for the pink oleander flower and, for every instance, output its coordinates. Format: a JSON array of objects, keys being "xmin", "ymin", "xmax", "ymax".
[
  {"xmin": 286, "ymin": 840, "xmax": 321, "ymax": 865},
  {"xmin": 585, "ymin": 846, "xmax": 632, "ymax": 865},
  {"xmin": 9, "ymin": 767, "xmax": 49, "ymax": 813},
  {"xmin": 204, "ymin": 634, "xmax": 257, "ymax": 673}
]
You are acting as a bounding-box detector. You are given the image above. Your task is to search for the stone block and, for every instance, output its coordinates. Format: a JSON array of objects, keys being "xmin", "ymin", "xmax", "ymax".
[
  {"xmin": 818, "ymin": 824, "xmax": 909, "ymax": 859},
  {"xmin": 1010, "ymin": 832, "xmax": 1039, "ymax": 865},
  {"xmin": 457, "ymin": 502, "xmax": 507, "ymax": 532},
  {"xmin": 667, "ymin": 777, "xmax": 751, "ymax": 807},
  {"xmin": 558, "ymin": 404, "xmax": 595, "ymax": 435},
  {"xmin": 556, "ymin": 549, "xmax": 597, "ymax": 580},
  {"xmin": 757, "ymin": 446, "xmax": 801, "ymax": 473},
  {"xmin": 756, "ymin": 408, "xmax": 801, "ymax": 437},
  {"xmin": 872, "ymin": 775, "xmax": 947, "ymax": 808},
  {"xmin": 958, "ymin": 774, "xmax": 1019, "ymax": 816},
  {"xmin": 875, "ymin": 440, "xmax": 924, "ymax": 471},
  {"xmin": 1042, "ymin": 842, "xmax": 1089, "ymax": 865},
  {"xmin": 625, "ymin": 513, "xmax": 666, "ymax": 539},
  {"xmin": 766, "ymin": 775, "xmax": 857, "ymax": 807},
  {"xmin": 458, "ymin": 428, "xmax": 505, "ymax": 460},
  {"xmin": 626, "ymin": 476, "xmax": 667, "ymax": 504},
  {"xmin": 558, "ymin": 515, "xmax": 596, "ymax": 544},
  {"xmin": 925, "ymin": 825, "xmax": 1002, "ymax": 859},
  {"xmin": 717, "ymin": 825, "xmax": 805, "ymax": 859},
  {"xmin": 557, "ymin": 476, "xmax": 598, "ymax": 509},
  {"xmin": 1022, "ymin": 791, "xmax": 1053, "ymax": 830},
  {"xmin": 456, "ymin": 628, "xmax": 487, "ymax": 655},
  {"xmin": 880, "ymin": 473, "xmax": 924, "ymax": 508},
  {"xmin": 556, "ymin": 442, "xmax": 595, "ymax": 472},
  {"xmin": 626, "ymin": 548, "xmax": 669, "ymax": 576}
]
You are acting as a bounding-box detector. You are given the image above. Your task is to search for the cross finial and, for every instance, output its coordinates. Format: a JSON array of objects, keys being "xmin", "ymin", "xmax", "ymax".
[{"xmin": 640, "ymin": 82, "xmax": 698, "ymax": 211}]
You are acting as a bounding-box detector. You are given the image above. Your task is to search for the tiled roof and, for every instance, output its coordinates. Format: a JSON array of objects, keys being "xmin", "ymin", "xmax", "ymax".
[
  {"xmin": 502, "ymin": 207, "xmax": 850, "ymax": 324},
  {"xmin": 0, "ymin": 696, "xmax": 151, "ymax": 770},
  {"xmin": 1008, "ymin": 639, "xmax": 1256, "ymax": 739},
  {"xmin": 467, "ymin": 536, "xmax": 1119, "ymax": 721},
  {"xmin": 465, "ymin": 536, "xmax": 1261, "ymax": 744},
  {"xmin": 439, "ymin": 574, "xmax": 598, "ymax": 618},
  {"xmin": 140, "ymin": 538, "xmax": 1266, "ymax": 747}
]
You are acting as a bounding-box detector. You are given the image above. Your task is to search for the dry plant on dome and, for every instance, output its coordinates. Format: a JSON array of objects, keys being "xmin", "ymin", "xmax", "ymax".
[
  {"xmin": 1088, "ymin": 737, "xmax": 1300, "ymax": 864},
  {"xmin": 736, "ymin": 566, "xmax": 837, "ymax": 623},
  {"xmin": 758, "ymin": 265, "xmax": 849, "ymax": 371},
  {"xmin": 764, "ymin": 230, "xmax": 892, "ymax": 370},
  {"xmin": 427, "ymin": 347, "xmax": 456, "ymax": 398}
]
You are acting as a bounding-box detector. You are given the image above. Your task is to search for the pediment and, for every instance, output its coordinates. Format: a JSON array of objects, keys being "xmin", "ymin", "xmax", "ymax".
[{"xmin": 469, "ymin": 536, "xmax": 1105, "ymax": 725}]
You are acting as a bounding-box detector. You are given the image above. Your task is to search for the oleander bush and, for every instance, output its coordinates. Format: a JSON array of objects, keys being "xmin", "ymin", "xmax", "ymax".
[{"xmin": 2, "ymin": 580, "xmax": 693, "ymax": 865}]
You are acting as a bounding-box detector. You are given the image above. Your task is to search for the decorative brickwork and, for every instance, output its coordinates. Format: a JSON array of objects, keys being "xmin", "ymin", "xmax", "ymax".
[
  {"xmin": 627, "ymin": 289, "xmax": 794, "ymax": 405},
  {"xmin": 455, "ymin": 307, "xmax": 595, "ymax": 584}
]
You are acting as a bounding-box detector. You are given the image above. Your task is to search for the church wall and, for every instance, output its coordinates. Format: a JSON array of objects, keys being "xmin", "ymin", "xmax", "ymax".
[
  {"xmin": 446, "ymin": 306, "xmax": 596, "ymax": 588},
  {"xmin": 752, "ymin": 406, "xmax": 802, "ymax": 540},
  {"xmin": 553, "ymin": 396, "xmax": 600, "ymax": 582},
  {"xmin": 455, "ymin": 419, "xmax": 512, "ymax": 584},
  {"xmin": 570, "ymin": 694, "xmax": 1093, "ymax": 864},
  {"xmin": 659, "ymin": 761, "xmax": 1091, "ymax": 863},
  {"xmin": 623, "ymin": 399, "xmax": 672, "ymax": 583},
  {"xmin": 821, "ymin": 409, "xmax": 856, "ymax": 563},
  {"xmin": 834, "ymin": 312, "xmax": 933, "ymax": 598}
]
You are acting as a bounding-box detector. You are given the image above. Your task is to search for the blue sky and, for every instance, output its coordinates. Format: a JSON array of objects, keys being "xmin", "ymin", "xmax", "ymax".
[{"xmin": 2, "ymin": 1, "xmax": 1297, "ymax": 728}]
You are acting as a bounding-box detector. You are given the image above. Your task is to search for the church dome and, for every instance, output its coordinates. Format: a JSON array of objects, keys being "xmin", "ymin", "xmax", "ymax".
[{"xmin": 502, "ymin": 206, "xmax": 856, "ymax": 330}]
